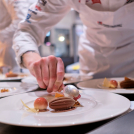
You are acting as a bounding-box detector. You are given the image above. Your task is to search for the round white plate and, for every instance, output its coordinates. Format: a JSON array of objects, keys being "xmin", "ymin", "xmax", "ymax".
[
  {"xmin": 0, "ymin": 82, "xmax": 38, "ymax": 97},
  {"xmin": 0, "ymin": 74, "xmax": 29, "ymax": 81},
  {"xmin": 21, "ymin": 73, "xmax": 92, "ymax": 85},
  {"xmin": 77, "ymin": 77, "xmax": 134, "ymax": 94},
  {"xmin": 0, "ymin": 90, "xmax": 130, "ymax": 127}
]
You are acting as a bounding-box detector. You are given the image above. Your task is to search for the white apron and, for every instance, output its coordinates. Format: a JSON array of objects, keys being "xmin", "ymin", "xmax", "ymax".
[{"xmin": 78, "ymin": 1, "xmax": 134, "ymax": 78}]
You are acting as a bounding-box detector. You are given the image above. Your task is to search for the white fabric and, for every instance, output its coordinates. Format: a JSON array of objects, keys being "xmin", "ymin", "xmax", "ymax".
[
  {"xmin": 13, "ymin": 0, "xmax": 134, "ymax": 78},
  {"xmin": 79, "ymin": 0, "xmax": 134, "ymax": 78},
  {"xmin": 0, "ymin": 0, "xmax": 36, "ymax": 72}
]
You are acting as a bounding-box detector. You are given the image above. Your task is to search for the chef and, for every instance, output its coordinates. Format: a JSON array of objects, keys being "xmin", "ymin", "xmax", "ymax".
[
  {"xmin": 13, "ymin": 0, "xmax": 134, "ymax": 92},
  {"xmin": 0, "ymin": 0, "xmax": 36, "ymax": 72}
]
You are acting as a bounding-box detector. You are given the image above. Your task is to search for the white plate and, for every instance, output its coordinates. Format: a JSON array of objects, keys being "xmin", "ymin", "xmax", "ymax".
[
  {"xmin": 21, "ymin": 76, "xmax": 37, "ymax": 84},
  {"xmin": 21, "ymin": 73, "xmax": 92, "ymax": 85},
  {"xmin": 0, "ymin": 90, "xmax": 130, "ymax": 127},
  {"xmin": 0, "ymin": 74, "xmax": 29, "ymax": 81},
  {"xmin": 77, "ymin": 77, "xmax": 134, "ymax": 94},
  {"xmin": 63, "ymin": 73, "xmax": 92, "ymax": 84},
  {"xmin": 0, "ymin": 82, "xmax": 38, "ymax": 97}
]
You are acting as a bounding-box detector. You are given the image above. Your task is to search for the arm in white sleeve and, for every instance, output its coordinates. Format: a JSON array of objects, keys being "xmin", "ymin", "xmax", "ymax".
[
  {"xmin": 0, "ymin": 0, "xmax": 31, "ymax": 43},
  {"xmin": 13, "ymin": 0, "xmax": 71, "ymax": 67}
]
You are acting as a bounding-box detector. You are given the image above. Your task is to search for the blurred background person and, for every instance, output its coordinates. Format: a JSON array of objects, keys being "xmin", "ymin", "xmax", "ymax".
[{"xmin": 0, "ymin": 0, "xmax": 36, "ymax": 73}]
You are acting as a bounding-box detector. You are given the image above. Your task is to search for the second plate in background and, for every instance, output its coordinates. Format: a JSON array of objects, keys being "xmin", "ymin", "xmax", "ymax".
[{"xmin": 77, "ymin": 77, "xmax": 134, "ymax": 94}]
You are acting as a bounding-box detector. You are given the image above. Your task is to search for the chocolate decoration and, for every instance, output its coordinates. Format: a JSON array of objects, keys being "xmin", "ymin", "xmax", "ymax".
[
  {"xmin": 120, "ymin": 77, "xmax": 134, "ymax": 88},
  {"xmin": 49, "ymin": 97, "xmax": 75, "ymax": 110}
]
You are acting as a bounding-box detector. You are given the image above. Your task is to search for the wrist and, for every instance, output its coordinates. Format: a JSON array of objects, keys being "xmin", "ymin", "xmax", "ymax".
[{"xmin": 22, "ymin": 51, "xmax": 41, "ymax": 68}]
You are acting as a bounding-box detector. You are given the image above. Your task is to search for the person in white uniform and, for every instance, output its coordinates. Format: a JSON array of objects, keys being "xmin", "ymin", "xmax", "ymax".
[
  {"xmin": 13, "ymin": 0, "xmax": 134, "ymax": 92},
  {"xmin": 0, "ymin": 0, "xmax": 36, "ymax": 72}
]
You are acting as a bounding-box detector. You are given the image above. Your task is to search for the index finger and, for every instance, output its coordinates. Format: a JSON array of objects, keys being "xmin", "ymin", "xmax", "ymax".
[{"xmin": 53, "ymin": 58, "xmax": 64, "ymax": 92}]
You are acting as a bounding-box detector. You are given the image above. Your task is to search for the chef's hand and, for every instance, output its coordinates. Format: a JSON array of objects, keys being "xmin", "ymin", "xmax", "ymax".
[{"xmin": 22, "ymin": 52, "xmax": 64, "ymax": 93}]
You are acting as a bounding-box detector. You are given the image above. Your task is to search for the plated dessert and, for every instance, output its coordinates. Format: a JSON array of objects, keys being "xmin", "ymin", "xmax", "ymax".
[
  {"xmin": 0, "ymin": 88, "xmax": 9, "ymax": 93},
  {"xmin": 5, "ymin": 71, "xmax": 28, "ymax": 78},
  {"xmin": 21, "ymin": 85, "xmax": 81, "ymax": 113},
  {"xmin": 103, "ymin": 77, "xmax": 134, "ymax": 89},
  {"xmin": 120, "ymin": 77, "xmax": 134, "ymax": 88},
  {"xmin": 0, "ymin": 89, "xmax": 129, "ymax": 127}
]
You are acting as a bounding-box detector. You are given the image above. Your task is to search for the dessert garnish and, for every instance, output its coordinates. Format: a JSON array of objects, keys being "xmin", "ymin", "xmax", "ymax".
[
  {"xmin": 49, "ymin": 97, "xmax": 75, "ymax": 110},
  {"xmin": 120, "ymin": 77, "xmax": 134, "ymax": 88},
  {"xmin": 103, "ymin": 78, "xmax": 118, "ymax": 88},
  {"xmin": 55, "ymin": 92, "xmax": 64, "ymax": 98},
  {"xmin": 21, "ymin": 100, "xmax": 39, "ymax": 113},
  {"xmin": 63, "ymin": 85, "xmax": 81, "ymax": 101},
  {"xmin": 0, "ymin": 88, "xmax": 9, "ymax": 93},
  {"xmin": 73, "ymin": 101, "xmax": 80, "ymax": 107}
]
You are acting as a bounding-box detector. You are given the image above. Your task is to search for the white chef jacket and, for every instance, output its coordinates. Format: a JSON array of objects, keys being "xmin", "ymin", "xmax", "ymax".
[
  {"xmin": 0, "ymin": 0, "xmax": 36, "ymax": 72},
  {"xmin": 13, "ymin": 0, "xmax": 134, "ymax": 78}
]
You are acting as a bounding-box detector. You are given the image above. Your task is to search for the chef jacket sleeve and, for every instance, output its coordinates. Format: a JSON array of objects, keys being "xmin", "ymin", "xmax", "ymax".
[
  {"xmin": 0, "ymin": 0, "xmax": 31, "ymax": 44},
  {"xmin": 13, "ymin": 0, "xmax": 71, "ymax": 67}
]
